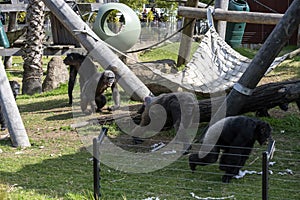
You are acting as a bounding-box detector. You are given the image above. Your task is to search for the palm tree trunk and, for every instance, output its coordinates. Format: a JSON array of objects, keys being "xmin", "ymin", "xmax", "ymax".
[{"xmin": 22, "ymin": 0, "xmax": 45, "ymax": 95}]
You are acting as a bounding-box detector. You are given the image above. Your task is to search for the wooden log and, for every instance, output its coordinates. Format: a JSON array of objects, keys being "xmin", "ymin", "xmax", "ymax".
[
  {"xmin": 0, "ymin": 60, "xmax": 30, "ymax": 147},
  {"xmin": 198, "ymin": 80, "xmax": 300, "ymax": 122},
  {"xmin": 176, "ymin": 0, "xmax": 198, "ymax": 68},
  {"xmin": 178, "ymin": 7, "xmax": 283, "ymax": 25},
  {"xmin": 42, "ymin": 0, "xmax": 151, "ymax": 101}
]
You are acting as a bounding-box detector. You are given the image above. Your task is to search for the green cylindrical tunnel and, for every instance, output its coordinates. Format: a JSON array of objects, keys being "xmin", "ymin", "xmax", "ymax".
[{"xmin": 93, "ymin": 3, "xmax": 141, "ymax": 52}]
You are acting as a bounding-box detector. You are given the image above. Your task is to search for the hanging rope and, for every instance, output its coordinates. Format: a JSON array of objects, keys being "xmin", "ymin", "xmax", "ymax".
[{"xmin": 125, "ymin": 20, "xmax": 194, "ymax": 54}]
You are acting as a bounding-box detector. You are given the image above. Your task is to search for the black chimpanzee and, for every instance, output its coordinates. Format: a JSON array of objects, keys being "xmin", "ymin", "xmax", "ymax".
[
  {"xmin": 0, "ymin": 81, "xmax": 20, "ymax": 131},
  {"xmin": 131, "ymin": 92, "xmax": 199, "ymax": 154},
  {"xmin": 80, "ymin": 70, "xmax": 120, "ymax": 114},
  {"xmin": 63, "ymin": 53, "xmax": 86, "ymax": 105},
  {"xmin": 189, "ymin": 116, "xmax": 272, "ymax": 183}
]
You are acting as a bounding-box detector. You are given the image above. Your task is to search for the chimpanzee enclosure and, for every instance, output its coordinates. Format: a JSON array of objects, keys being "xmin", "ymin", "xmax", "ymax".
[{"xmin": 0, "ymin": 0, "xmax": 300, "ymax": 200}]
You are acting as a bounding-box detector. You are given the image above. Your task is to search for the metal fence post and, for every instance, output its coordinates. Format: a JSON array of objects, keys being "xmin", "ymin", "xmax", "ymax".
[{"xmin": 93, "ymin": 138, "xmax": 100, "ymax": 200}]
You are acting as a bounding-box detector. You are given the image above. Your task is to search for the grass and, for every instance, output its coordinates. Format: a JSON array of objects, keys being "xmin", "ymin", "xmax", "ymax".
[{"xmin": 0, "ymin": 44, "xmax": 300, "ymax": 199}]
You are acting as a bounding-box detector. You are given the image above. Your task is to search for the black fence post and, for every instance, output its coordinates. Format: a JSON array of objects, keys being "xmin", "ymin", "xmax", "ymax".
[
  {"xmin": 93, "ymin": 138, "xmax": 100, "ymax": 200},
  {"xmin": 262, "ymin": 151, "xmax": 268, "ymax": 200},
  {"xmin": 93, "ymin": 127, "xmax": 108, "ymax": 200}
]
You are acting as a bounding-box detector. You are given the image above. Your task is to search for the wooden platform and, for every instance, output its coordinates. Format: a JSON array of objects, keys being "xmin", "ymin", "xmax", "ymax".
[
  {"xmin": 0, "ymin": 3, "xmax": 103, "ymax": 12},
  {"xmin": 0, "ymin": 45, "xmax": 87, "ymax": 56},
  {"xmin": 0, "ymin": 2, "xmax": 102, "ymax": 56}
]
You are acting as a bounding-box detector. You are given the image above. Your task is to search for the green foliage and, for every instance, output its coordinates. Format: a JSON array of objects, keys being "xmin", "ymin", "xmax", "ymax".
[
  {"xmin": 119, "ymin": 0, "xmax": 148, "ymax": 11},
  {"xmin": 17, "ymin": 11, "xmax": 26, "ymax": 23}
]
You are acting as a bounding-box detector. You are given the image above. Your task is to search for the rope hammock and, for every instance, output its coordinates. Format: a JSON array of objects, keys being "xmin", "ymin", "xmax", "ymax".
[{"xmin": 139, "ymin": 25, "xmax": 291, "ymax": 95}]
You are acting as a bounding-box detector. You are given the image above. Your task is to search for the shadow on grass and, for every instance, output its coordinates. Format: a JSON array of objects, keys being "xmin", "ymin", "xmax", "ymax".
[
  {"xmin": 18, "ymin": 98, "xmax": 70, "ymax": 113},
  {"xmin": 0, "ymin": 149, "xmax": 94, "ymax": 199},
  {"xmin": 44, "ymin": 112, "xmax": 74, "ymax": 121}
]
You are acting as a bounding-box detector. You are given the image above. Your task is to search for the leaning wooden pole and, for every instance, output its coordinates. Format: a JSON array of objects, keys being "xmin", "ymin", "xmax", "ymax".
[
  {"xmin": 212, "ymin": 0, "xmax": 300, "ymax": 123},
  {"xmin": 41, "ymin": 0, "xmax": 151, "ymax": 100},
  {"xmin": 0, "ymin": 60, "xmax": 30, "ymax": 147}
]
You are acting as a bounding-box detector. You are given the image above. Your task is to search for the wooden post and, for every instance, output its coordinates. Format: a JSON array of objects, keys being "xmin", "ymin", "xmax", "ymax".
[
  {"xmin": 0, "ymin": 60, "xmax": 30, "ymax": 147},
  {"xmin": 214, "ymin": 0, "xmax": 229, "ymax": 40},
  {"xmin": 211, "ymin": 0, "xmax": 300, "ymax": 123},
  {"xmin": 176, "ymin": 0, "xmax": 198, "ymax": 68},
  {"xmin": 41, "ymin": 0, "xmax": 151, "ymax": 101}
]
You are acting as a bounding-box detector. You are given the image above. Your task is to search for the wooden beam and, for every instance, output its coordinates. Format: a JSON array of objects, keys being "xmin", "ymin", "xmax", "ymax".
[
  {"xmin": 0, "ymin": 46, "xmax": 87, "ymax": 56},
  {"xmin": 167, "ymin": 0, "xmax": 212, "ymax": 8},
  {"xmin": 0, "ymin": 60, "xmax": 30, "ymax": 147},
  {"xmin": 0, "ymin": 4, "xmax": 27, "ymax": 12},
  {"xmin": 0, "ymin": 3, "xmax": 102, "ymax": 12},
  {"xmin": 178, "ymin": 7, "xmax": 283, "ymax": 25}
]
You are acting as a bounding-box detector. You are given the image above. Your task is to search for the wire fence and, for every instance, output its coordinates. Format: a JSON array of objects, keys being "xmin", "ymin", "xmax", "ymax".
[{"xmin": 92, "ymin": 128, "xmax": 300, "ymax": 200}]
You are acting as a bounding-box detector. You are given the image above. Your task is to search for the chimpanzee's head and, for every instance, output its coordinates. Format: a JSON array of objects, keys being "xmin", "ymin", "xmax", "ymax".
[
  {"xmin": 63, "ymin": 53, "xmax": 85, "ymax": 66},
  {"xmin": 103, "ymin": 70, "xmax": 115, "ymax": 87},
  {"xmin": 255, "ymin": 120, "xmax": 272, "ymax": 145}
]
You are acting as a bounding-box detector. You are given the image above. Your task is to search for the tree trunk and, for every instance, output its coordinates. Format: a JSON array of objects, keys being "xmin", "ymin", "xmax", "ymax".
[
  {"xmin": 22, "ymin": 0, "xmax": 45, "ymax": 95},
  {"xmin": 198, "ymin": 80, "xmax": 300, "ymax": 122}
]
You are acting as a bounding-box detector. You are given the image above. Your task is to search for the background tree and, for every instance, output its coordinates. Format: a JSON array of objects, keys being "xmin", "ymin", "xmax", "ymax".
[{"xmin": 22, "ymin": 0, "xmax": 45, "ymax": 95}]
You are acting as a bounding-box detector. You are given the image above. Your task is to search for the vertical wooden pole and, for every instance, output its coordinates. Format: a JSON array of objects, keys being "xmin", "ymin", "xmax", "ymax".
[
  {"xmin": 176, "ymin": 0, "xmax": 198, "ymax": 67},
  {"xmin": 214, "ymin": 0, "xmax": 229, "ymax": 40},
  {"xmin": 0, "ymin": 60, "xmax": 30, "ymax": 147}
]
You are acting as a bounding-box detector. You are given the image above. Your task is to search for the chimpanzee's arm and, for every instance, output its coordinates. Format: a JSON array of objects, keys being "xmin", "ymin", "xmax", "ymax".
[{"xmin": 110, "ymin": 82, "xmax": 120, "ymax": 110}]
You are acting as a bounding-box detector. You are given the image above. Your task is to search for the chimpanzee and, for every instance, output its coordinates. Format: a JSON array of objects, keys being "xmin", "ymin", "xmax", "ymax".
[
  {"xmin": 63, "ymin": 53, "xmax": 97, "ymax": 105},
  {"xmin": 80, "ymin": 70, "xmax": 120, "ymax": 114},
  {"xmin": 131, "ymin": 92, "xmax": 199, "ymax": 154},
  {"xmin": 189, "ymin": 116, "xmax": 272, "ymax": 183},
  {"xmin": 0, "ymin": 81, "xmax": 20, "ymax": 131}
]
